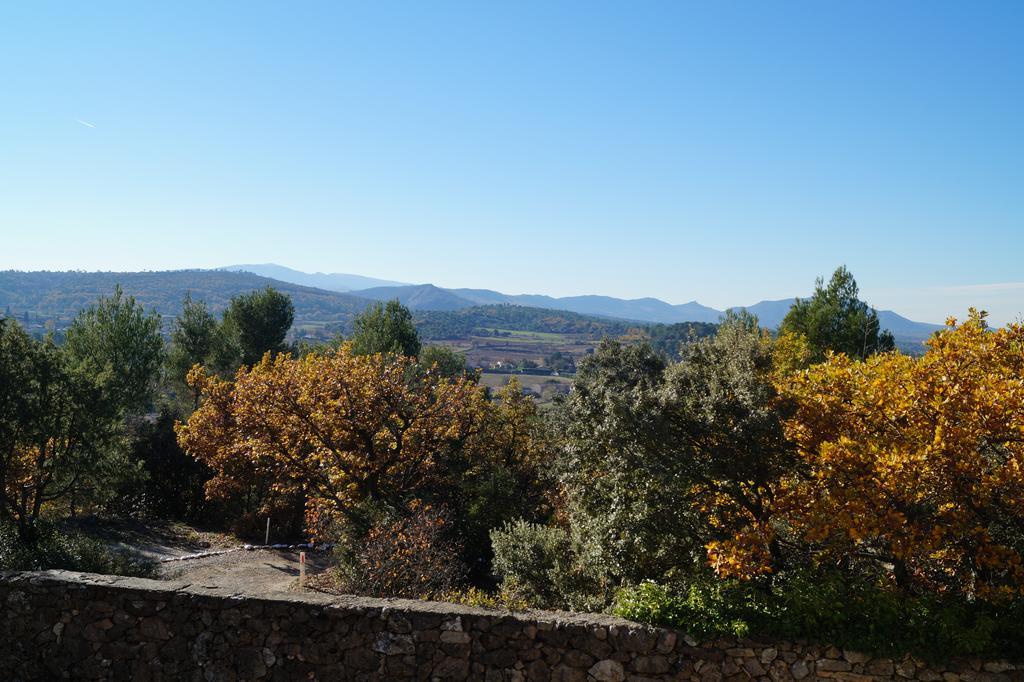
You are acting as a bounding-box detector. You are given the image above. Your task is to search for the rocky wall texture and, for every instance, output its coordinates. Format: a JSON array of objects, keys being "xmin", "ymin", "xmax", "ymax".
[{"xmin": 0, "ymin": 570, "xmax": 1021, "ymax": 681}]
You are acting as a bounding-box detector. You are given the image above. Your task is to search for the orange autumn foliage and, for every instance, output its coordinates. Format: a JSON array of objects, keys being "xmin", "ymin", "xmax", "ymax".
[
  {"xmin": 715, "ymin": 310, "xmax": 1024, "ymax": 600},
  {"xmin": 176, "ymin": 343, "xmax": 488, "ymax": 538},
  {"xmin": 792, "ymin": 311, "xmax": 1024, "ymax": 598}
]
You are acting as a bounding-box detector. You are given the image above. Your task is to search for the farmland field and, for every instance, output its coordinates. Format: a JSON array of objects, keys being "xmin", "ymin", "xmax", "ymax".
[{"xmin": 433, "ymin": 330, "xmax": 597, "ymax": 370}]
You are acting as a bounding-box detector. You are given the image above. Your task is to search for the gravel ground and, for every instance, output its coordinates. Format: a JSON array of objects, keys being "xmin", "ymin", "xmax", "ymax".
[
  {"xmin": 158, "ymin": 548, "xmax": 333, "ymax": 595},
  {"xmin": 67, "ymin": 516, "xmax": 334, "ymax": 595}
]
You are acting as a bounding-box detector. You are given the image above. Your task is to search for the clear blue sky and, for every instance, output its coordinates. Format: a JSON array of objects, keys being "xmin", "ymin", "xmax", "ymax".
[{"xmin": 2, "ymin": 2, "xmax": 1022, "ymax": 324}]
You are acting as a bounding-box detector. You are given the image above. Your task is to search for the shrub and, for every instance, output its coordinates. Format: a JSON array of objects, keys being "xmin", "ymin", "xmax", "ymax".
[
  {"xmin": 613, "ymin": 580, "xmax": 752, "ymax": 638},
  {"xmin": 489, "ymin": 519, "xmax": 604, "ymax": 610},
  {"xmin": 334, "ymin": 503, "xmax": 465, "ymax": 599},
  {"xmin": 0, "ymin": 519, "xmax": 155, "ymax": 577},
  {"xmin": 611, "ymin": 571, "xmax": 1024, "ymax": 663},
  {"xmin": 435, "ymin": 586, "xmax": 529, "ymax": 612}
]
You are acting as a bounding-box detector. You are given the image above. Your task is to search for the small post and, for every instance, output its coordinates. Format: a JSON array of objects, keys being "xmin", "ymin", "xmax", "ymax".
[
  {"xmin": 265, "ymin": 517, "xmax": 270, "ymax": 546},
  {"xmin": 299, "ymin": 551, "xmax": 306, "ymax": 587}
]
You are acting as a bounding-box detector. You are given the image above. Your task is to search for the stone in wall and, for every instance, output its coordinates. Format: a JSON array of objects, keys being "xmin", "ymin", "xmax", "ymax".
[{"xmin": 0, "ymin": 570, "xmax": 1021, "ymax": 681}]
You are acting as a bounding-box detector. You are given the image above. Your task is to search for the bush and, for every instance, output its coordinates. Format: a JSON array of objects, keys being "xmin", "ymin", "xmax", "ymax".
[
  {"xmin": 611, "ymin": 571, "xmax": 1024, "ymax": 663},
  {"xmin": 613, "ymin": 580, "xmax": 752, "ymax": 638},
  {"xmin": 435, "ymin": 586, "xmax": 529, "ymax": 612},
  {"xmin": 333, "ymin": 503, "xmax": 465, "ymax": 599},
  {"xmin": 490, "ymin": 519, "xmax": 604, "ymax": 610},
  {"xmin": 0, "ymin": 520, "xmax": 155, "ymax": 577},
  {"xmin": 754, "ymin": 571, "xmax": 1024, "ymax": 662}
]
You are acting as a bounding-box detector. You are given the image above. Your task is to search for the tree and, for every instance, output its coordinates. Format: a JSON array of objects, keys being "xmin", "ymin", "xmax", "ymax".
[
  {"xmin": 419, "ymin": 345, "xmax": 469, "ymax": 378},
  {"xmin": 167, "ymin": 293, "xmax": 219, "ymax": 407},
  {"xmin": 779, "ymin": 266, "xmax": 895, "ymax": 362},
  {"xmin": 117, "ymin": 408, "xmax": 211, "ymax": 521},
  {"xmin": 544, "ymin": 351, "xmax": 576, "ymax": 373},
  {"xmin": 221, "ymin": 287, "xmax": 295, "ymax": 367},
  {"xmin": 556, "ymin": 313, "xmax": 794, "ymax": 588},
  {"xmin": 176, "ymin": 343, "xmax": 486, "ymax": 538},
  {"xmin": 63, "ymin": 285, "xmax": 164, "ymax": 414},
  {"xmin": 0, "ymin": 320, "xmax": 121, "ymax": 542},
  {"xmin": 349, "ymin": 300, "xmax": 421, "ymax": 358},
  {"xmin": 717, "ymin": 311, "xmax": 1024, "ymax": 600},
  {"xmin": 457, "ymin": 379, "xmax": 555, "ymax": 579}
]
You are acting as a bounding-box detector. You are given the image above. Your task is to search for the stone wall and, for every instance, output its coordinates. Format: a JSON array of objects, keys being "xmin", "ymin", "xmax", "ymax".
[{"xmin": 0, "ymin": 570, "xmax": 1020, "ymax": 681}]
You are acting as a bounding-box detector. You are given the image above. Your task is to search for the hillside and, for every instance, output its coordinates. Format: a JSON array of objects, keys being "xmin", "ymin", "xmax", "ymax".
[
  {"xmin": 0, "ymin": 270, "xmax": 372, "ymax": 337},
  {"xmin": 356, "ymin": 284, "xmax": 474, "ymax": 312},
  {"xmin": 414, "ymin": 304, "xmax": 640, "ymax": 340}
]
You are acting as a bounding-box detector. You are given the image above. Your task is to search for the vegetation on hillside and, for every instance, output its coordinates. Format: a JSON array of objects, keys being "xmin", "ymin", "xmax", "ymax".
[{"xmin": 413, "ymin": 303, "xmax": 636, "ymax": 339}]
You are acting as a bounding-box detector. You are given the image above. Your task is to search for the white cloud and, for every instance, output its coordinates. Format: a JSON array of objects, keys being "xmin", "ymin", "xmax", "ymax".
[{"xmin": 75, "ymin": 119, "xmax": 95, "ymax": 128}]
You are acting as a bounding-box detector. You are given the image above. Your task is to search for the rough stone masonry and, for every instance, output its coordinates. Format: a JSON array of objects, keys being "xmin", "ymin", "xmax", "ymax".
[{"xmin": 1, "ymin": 570, "xmax": 1021, "ymax": 681}]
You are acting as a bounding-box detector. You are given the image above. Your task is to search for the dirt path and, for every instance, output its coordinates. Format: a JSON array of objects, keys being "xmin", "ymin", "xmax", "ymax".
[
  {"xmin": 68, "ymin": 516, "xmax": 334, "ymax": 595},
  {"xmin": 159, "ymin": 548, "xmax": 333, "ymax": 594}
]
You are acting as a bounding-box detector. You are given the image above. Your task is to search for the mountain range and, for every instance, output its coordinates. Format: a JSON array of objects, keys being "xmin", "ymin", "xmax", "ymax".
[
  {"xmin": 348, "ymin": 285, "xmax": 940, "ymax": 340},
  {"xmin": 0, "ymin": 266, "xmax": 944, "ymax": 343},
  {"xmin": 222, "ymin": 264, "xmax": 941, "ymax": 339}
]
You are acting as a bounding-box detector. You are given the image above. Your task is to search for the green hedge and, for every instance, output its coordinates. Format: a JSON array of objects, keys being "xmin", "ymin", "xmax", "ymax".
[{"xmin": 612, "ymin": 572, "xmax": 1024, "ymax": 663}]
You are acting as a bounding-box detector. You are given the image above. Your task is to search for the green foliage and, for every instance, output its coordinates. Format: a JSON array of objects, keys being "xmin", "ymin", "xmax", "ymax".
[
  {"xmin": 780, "ymin": 266, "xmax": 895, "ymax": 362},
  {"xmin": 166, "ymin": 293, "xmax": 220, "ymax": 402},
  {"xmin": 114, "ymin": 408, "xmax": 211, "ymax": 521},
  {"xmin": 613, "ymin": 580, "xmax": 751, "ymax": 638},
  {"xmin": 644, "ymin": 321, "xmax": 719, "ymax": 359},
  {"xmin": 554, "ymin": 315, "xmax": 790, "ymax": 589},
  {"xmin": 612, "ymin": 572, "xmax": 1024, "ymax": 663},
  {"xmin": 221, "ymin": 287, "xmax": 295, "ymax": 366},
  {"xmin": 414, "ymin": 304, "xmax": 634, "ymax": 340},
  {"xmin": 419, "ymin": 344, "xmax": 468, "ymax": 378},
  {"xmin": 0, "ymin": 518, "xmax": 155, "ymax": 577},
  {"xmin": 350, "ymin": 300, "xmax": 421, "ymax": 357},
  {"xmin": 64, "ymin": 285, "xmax": 164, "ymax": 414},
  {"xmin": 543, "ymin": 351, "xmax": 576, "ymax": 372},
  {"xmin": 753, "ymin": 570, "xmax": 1024, "ymax": 661},
  {"xmin": 489, "ymin": 520, "xmax": 599, "ymax": 610},
  {"xmin": 0, "ymin": 319, "xmax": 126, "ymax": 542}
]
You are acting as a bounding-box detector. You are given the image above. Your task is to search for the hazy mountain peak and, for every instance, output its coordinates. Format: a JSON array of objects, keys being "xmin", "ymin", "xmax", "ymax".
[{"xmin": 220, "ymin": 264, "xmax": 407, "ymax": 292}]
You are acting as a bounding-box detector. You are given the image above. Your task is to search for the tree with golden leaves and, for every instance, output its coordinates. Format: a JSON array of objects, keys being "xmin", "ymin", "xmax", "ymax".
[
  {"xmin": 176, "ymin": 343, "xmax": 487, "ymax": 538},
  {"xmin": 719, "ymin": 311, "xmax": 1024, "ymax": 600}
]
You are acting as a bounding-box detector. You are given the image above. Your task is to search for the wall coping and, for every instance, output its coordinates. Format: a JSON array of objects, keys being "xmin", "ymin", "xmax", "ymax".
[{"xmin": 0, "ymin": 569, "xmax": 651, "ymax": 631}]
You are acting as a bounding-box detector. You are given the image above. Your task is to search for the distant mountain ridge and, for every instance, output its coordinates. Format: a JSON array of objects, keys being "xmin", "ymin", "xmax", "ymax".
[
  {"xmin": 348, "ymin": 281, "xmax": 941, "ymax": 340},
  {"xmin": 221, "ymin": 264, "xmax": 407, "ymax": 292}
]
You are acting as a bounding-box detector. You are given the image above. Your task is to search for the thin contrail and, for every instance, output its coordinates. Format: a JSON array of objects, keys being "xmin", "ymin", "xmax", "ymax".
[{"xmin": 76, "ymin": 119, "xmax": 96, "ymax": 128}]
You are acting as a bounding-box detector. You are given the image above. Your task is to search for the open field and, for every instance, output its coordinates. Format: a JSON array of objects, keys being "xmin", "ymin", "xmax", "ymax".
[
  {"xmin": 434, "ymin": 330, "xmax": 598, "ymax": 370},
  {"xmin": 478, "ymin": 371, "xmax": 573, "ymax": 403}
]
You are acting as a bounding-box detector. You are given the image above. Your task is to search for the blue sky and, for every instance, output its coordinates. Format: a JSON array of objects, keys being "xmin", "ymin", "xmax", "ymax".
[{"xmin": 2, "ymin": 2, "xmax": 1022, "ymax": 324}]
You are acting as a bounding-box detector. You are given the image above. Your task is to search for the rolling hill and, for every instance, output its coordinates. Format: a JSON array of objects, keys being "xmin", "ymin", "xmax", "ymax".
[
  {"xmin": 355, "ymin": 284, "xmax": 475, "ymax": 312},
  {"xmin": 0, "ymin": 270, "xmax": 372, "ymax": 335}
]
